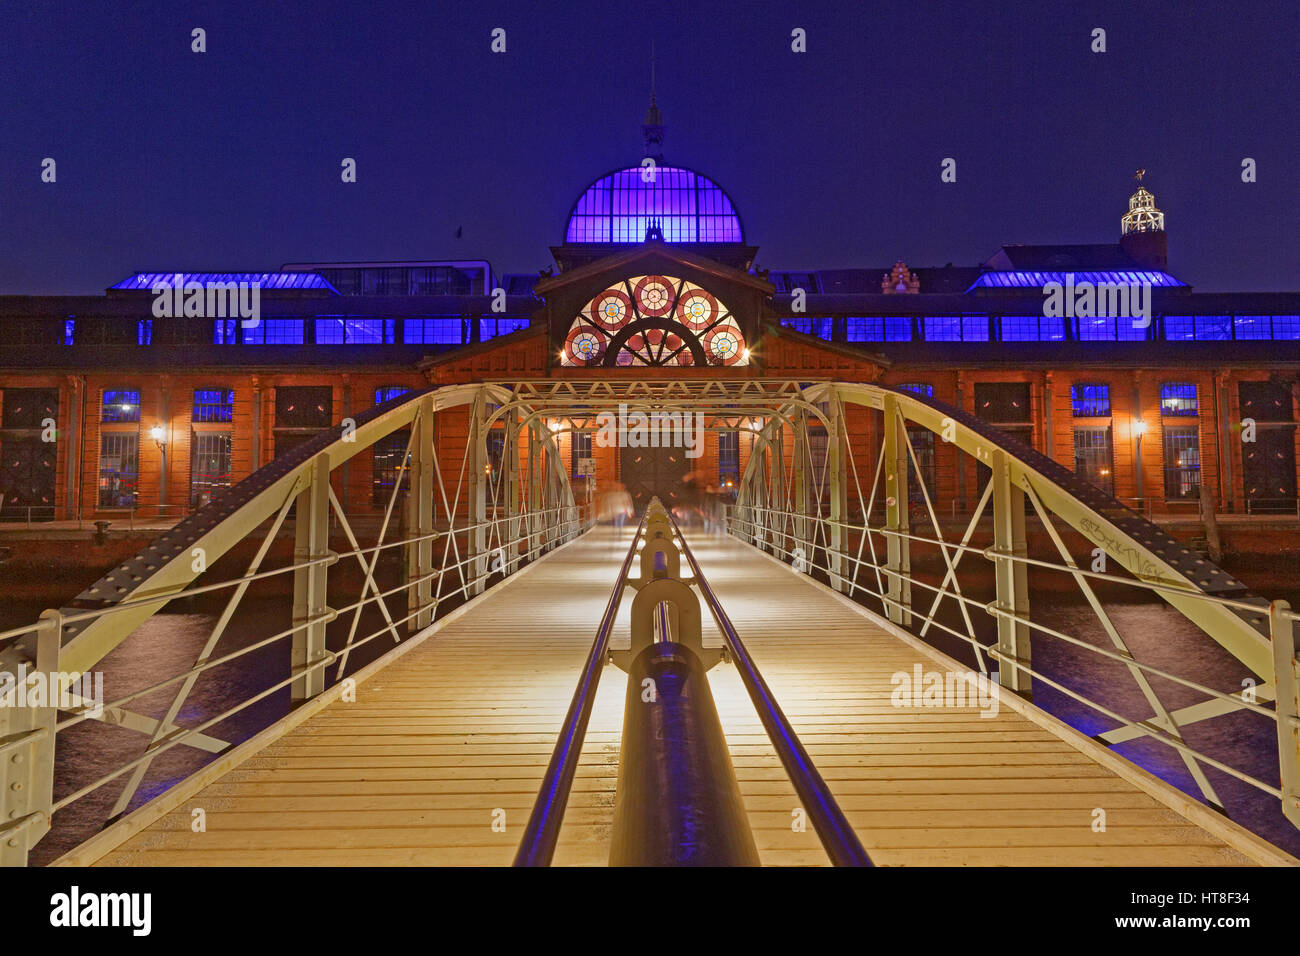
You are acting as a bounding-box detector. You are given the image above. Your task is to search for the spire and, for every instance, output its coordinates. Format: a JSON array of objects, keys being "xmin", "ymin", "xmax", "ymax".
[
  {"xmin": 641, "ymin": 41, "xmax": 665, "ymax": 163},
  {"xmin": 1122, "ymin": 168, "xmax": 1165, "ymax": 234}
]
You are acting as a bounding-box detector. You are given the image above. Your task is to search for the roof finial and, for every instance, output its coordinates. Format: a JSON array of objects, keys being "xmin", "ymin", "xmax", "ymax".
[
  {"xmin": 1134, "ymin": 168, "xmax": 1145, "ymax": 184},
  {"xmin": 1122, "ymin": 168, "xmax": 1164, "ymax": 234},
  {"xmin": 641, "ymin": 44, "xmax": 665, "ymax": 164}
]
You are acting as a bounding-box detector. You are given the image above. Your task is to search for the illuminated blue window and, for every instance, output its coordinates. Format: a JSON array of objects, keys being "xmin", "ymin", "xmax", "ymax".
[
  {"xmin": 897, "ymin": 383, "xmax": 934, "ymax": 397},
  {"xmin": 846, "ymin": 317, "xmax": 911, "ymax": 342},
  {"xmin": 922, "ymin": 316, "xmax": 988, "ymax": 342},
  {"xmin": 102, "ymin": 389, "xmax": 141, "ymax": 423},
  {"xmin": 1071, "ymin": 384, "xmax": 1111, "ymax": 417},
  {"xmin": 375, "ymin": 386, "xmax": 410, "ymax": 405},
  {"xmin": 1076, "ymin": 316, "xmax": 1149, "ymax": 341},
  {"xmin": 137, "ymin": 319, "xmax": 152, "ymax": 345},
  {"xmin": 781, "ymin": 317, "xmax": 833, "ymax": 339},
  {"xmin": 1001, "ymin": 315, "xmax": 1065, "ymax": 341},
  {"xmin": 193, "ymin": 389, "xmax": 234, "ymax": 423},
  {"xmin": 314, "ymin": 317, "xmax": 393, "ymax": 344},
  {"xmin": 1233, "ymin": 315, "xmax": 1271, "ymax": 340},
  {"xmin": 242, "ymin": 319, "xmax": 304, "ymax": 345},
  {"xmin": 967, "ymin": 270, "xmax": 1186, "ymax": 291},
  {"xmin": 63, "ymin": 319, "xmax": 75, "ymax": 345},
  {"xmin": 480, "ymin": 317, "xmax": 531, "ymax": 339},
  {"xmin": 403, "ymin": 317, "xmax": 467, "ymax": 345},
  {"xmin": 1164, "ymin": 315, "xmax": 1230, "ymax": 341},
  {"xmin": 214, "ymin": 319, "xmax": 237, "ymax": 344},
  {"xmin": 565, "ymin": 166, "xmax": 742, "ymax": 243},
  {"xmin": 1273, "ymin": 316, "xmax": 1300, "ymax": 340},
  {"xmin": 1160, "ymin": 383, "xmax": 1197, "ymax": 417}
]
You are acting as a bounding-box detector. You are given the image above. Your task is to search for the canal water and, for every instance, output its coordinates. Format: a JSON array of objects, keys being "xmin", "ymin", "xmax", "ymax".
[{"xmin": 4, "ymin": 548, "xmax": 1300, "ymax": 866}]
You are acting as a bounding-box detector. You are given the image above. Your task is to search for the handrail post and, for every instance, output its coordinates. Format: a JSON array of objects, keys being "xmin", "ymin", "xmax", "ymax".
[
  {"xmin": 292, "ymin": 454, "xmax": 331, "ymax": 702},
  {"xmin": 1272, "ymin": 600, "xmax": 1300, "ymax": 828},
  {"xmin": 991, "ymin": 448, "xmax": 1032, "ymax": 699},
  {"xmin": 0, "ymin": 610, "xmax": 59, "ymax": 866}
]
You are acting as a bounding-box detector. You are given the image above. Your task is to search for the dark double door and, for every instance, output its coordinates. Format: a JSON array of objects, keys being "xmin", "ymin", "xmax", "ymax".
[{"xmin": 620, "ymin": 445, "xmax": 690, "ymax": 515}]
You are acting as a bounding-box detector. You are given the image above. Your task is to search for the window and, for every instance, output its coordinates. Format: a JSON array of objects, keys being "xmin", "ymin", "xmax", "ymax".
[
  {"xmin": 1159, "ymin": 383, "xmax": 1198, "ymax": 417},
  {"xmin": 480, "ymin": 317, "xmax": 531, "ymax": 339},
  {"xmin": 314, "ymin": 317, "xmax": 393, "ymax": 344},
  {"xmin": 1074, "ymin": 315, "xmax": 1149, "ymax": 341},
  {"xmin": 102, "ymin": 390, "xmax": 141, "ymax": 424},
  {"xmin": 905, "ymin": 426, "xmax": 936, "ymax": 505},
  {"xmin": 375, "ymin": 386, "xmax": 410, "ymax": 405},
  {"xmin": 372, "ymin": 432, "xmax": 410, "ymax": 506},
  {"xmin": 98, "ymin": 432, "xmax": 139, "ymax": 508},
  {"xmin": 1162, "ymin": 426, "xmax": 1200, "ymax": 500},
  {"xmin": 718, "ymin": 430, "xmax": 739, "ymax": 489},
  {"xmin": 137, "ymin": 319, "xmax": 152, "ymax": 345},
  {"xmin": 402, "ymin": 317, "xmax": 468, "ymax": 345},
  {"xmin": 846, "ymin": 317, "xmax": 911, "ymax": 342},
  {"xmin": 1163, "ymin": 315, "xmax": 1231, "ymax": 341},
  {"xmin": 897, "ymin": 383, "xmax": 934, "ymax": 398},
  {"xmin": 571, "ymin": 431, "xmax": 593, "ymax": 477},
  {"xmin": 999, "ymin": 315, "xmax": 1065, "ymax": 341},
  {"xmin": 922, "ymin": 316, "xmax": 989, "ymax": 342},
  {"xmin": 193, "ymin": 389, "xmax": 234, "ymax": 424},
  {"xmin": 1073, "ymin": 426, "xmax": 1114, "ymax": 495},
  {"xmin": 1273, "ymin": 316, "xmax": 1300, "ymax": 340},
  {"xmin": 214, "ymin": 319, "xmax": 237, "ymax": 344},
  {"xmin": 63, "ymin": 319, "xmax": 75, "ymax": 345},
  {"xmin": 242, "ymin": 318, "xmax": 304, "ymax": 344},
  {"xmin": 780, "ymin": 317, "xmax": 833, "ymax": 339},
  {"xmin": 190, "ymin": 432, "xmax": 232, "ymax": 508},
  {"xmin": 1071, "ymin": 384, "xmax": 1111, "ymax": 417},
  {"xmin": 974, "ymin": 383, "xmax": 1031, "ymax": 422},
  {"xmin": 1233, "ymin": 315, "xmax": 1271, "ymax": 340}
]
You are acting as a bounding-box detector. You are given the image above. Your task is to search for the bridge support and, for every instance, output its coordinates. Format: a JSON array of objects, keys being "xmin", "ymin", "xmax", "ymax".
[
  {"xmin": 991, "ymin": 449, "xmax": 1032, "ymax": 699},
  {"xmin": 882, "ymin": 395, "xmax": 911, "ymax": 627},
  {"xmin": 827, "ymin": 396, "xmax": 848, "ymax": 593},
  {"xmin": 407, "ymin": 400, "xmax": 435, "ymax": 631},
  {"xmin": 0, "ymin": 612, "xmax": 58, "ymax": 866},
  {"xmin": 505, "ymin": 410, "xmax": 521, "ymax": 575},
  {"xmin": 1272, "ymin": 600, "xmax": 1300, "ymax": 828},
  {"xmin": 468, "ymin": 395, "xmax": 488, "ymax": 596},
  {"xmin": 292, "ymin": 454, "xmax": 332, "ymax": 702}
]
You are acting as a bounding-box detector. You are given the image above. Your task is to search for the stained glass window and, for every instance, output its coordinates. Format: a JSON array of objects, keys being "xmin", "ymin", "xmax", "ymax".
[{"xmin": 560, "ymin": 275, "xmax": 748, "ymax": 368}]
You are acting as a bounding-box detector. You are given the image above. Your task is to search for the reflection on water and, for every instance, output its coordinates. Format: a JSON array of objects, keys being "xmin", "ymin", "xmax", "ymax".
[{"xmin": 5, "ymin": 559, "xmax": 1300, "ymax": 865}]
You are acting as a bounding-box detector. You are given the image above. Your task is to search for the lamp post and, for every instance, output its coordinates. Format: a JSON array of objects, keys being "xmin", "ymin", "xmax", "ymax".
[
  {"xmin": 150, "ymin": 424, "xmax": 167, "ymax": 511},
  {"xmin": 1133, "ymin": 418, "xmax": 1147, "ymax": 512}
]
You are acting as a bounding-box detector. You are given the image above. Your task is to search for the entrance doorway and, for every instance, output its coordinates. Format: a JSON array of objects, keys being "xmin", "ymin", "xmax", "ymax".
[{"xmin": 620, "ymin": 445, "xmax": 690, "ymax": 515}]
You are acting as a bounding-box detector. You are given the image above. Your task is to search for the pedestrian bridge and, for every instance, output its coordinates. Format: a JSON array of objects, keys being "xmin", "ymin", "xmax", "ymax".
[{"xmin": 1, "ymin": 380, "xmax": 1297, "ymax": 866}]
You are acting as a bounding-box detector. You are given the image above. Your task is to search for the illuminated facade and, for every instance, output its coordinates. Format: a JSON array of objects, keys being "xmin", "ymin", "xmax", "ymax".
[{"xmin": 1, "ymin": 106, "xmax": 1298, "ymax": 523}]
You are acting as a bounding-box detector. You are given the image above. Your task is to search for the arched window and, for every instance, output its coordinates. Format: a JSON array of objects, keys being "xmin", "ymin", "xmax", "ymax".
[{"xmin": 560, "ymin": 275, "xmax": 748, "ymax": 368}]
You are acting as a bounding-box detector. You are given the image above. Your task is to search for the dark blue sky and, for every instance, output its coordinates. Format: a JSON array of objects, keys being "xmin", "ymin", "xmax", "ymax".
[{"xmin": 3, "ymin": 0, "xmax": 1297, "ymax": 294}]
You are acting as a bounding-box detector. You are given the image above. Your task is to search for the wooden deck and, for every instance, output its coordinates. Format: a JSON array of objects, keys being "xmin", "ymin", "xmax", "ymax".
[{"xmin": 70, "ymin": 526, "xmax": 1294, "ymax": 867}]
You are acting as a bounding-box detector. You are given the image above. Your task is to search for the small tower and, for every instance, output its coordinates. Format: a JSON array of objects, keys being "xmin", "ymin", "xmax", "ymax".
[
  {"xmin": 1120, "ymin": 169, "xmax": 1168, "ymax": 270},
  {"xmin": 642, "ymin": 94, "xmax": 665, "ymax": 164}
]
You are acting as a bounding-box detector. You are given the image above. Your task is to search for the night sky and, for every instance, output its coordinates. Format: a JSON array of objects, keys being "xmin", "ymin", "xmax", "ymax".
[{"xmin": 3, "ymin": 0, "xmax": 1297, "ymax": 294}]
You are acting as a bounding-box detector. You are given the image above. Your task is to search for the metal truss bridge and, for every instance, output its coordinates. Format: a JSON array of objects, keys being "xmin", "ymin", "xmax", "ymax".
[{"xmin": 2, "ymin": 380, "xmax": 1297, "ymax": 866}]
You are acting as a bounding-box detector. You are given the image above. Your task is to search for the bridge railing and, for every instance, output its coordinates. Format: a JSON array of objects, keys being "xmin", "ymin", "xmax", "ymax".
[
  {"xmin": 726, "ymin": 381, "xmax": 1300, "ymax": 839},
  {"xmin": 0, "ymin": 382, "xmax": 589, "ymax": 866}
]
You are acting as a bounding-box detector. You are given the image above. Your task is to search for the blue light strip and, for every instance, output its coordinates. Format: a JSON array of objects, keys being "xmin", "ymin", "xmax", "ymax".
[{"xmin": 967, "ymin": 270, "xmax": 1187, "ymax": 291}]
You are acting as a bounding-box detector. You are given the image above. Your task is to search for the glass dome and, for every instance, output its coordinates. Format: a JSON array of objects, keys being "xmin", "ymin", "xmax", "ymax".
[{"xmin": 565, "ymin": 166, "xmax": 743, "ymax": 243}]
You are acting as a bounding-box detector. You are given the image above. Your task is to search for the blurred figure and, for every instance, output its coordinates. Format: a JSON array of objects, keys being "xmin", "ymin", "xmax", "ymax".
[{"xmin": 599, "ymin": 481, "xmax": 634, "ymax": 531}]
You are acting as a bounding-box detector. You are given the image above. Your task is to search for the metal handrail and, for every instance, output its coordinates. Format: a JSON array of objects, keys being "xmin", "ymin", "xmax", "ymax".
[
  {"xmin": 724, "ymin": 507, "xmax": 1295, "ymax": 806},
  {"xmin": 667, "ymin": 511, "xmax": 873, "ymax": 867},
  {"xmin": 513, "ymin": 511, "xmax": 649, "ymax": 867}
]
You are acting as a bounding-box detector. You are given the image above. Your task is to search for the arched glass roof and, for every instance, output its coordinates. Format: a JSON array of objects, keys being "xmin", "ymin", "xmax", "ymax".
[{"xmin": 565, "ymin": 166, "xmax": 743, "ymax": 243}]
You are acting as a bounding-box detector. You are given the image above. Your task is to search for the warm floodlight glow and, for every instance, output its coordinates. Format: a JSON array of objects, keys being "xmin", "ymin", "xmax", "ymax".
[
  {"xmin": 1133, "ymin": 419, "xmax": 1148, "ymax": 438},
  {"xmin": 150, "ymin": 424, "xmax": 164, "ymax": 442}
]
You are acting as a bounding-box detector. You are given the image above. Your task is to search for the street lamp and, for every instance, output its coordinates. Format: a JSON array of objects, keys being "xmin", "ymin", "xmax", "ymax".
[{"xmin": 150, "ymin": 424, "xmax": 167, "ymax": 510}]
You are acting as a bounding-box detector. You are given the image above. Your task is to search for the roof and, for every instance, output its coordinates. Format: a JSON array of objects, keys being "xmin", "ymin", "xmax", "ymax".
[
  {"xmin": 967, "ymin": 270, "xmax": 1187, "ymax": 291},
  {"xmin": 109, "ymin": 272, "xmax": 338, "ymax": 293},
  {"xmin": 564, "ymin": 165, "xmax": 743, "ymax": 243},
  {"xmin": 983, "ymin": 244, "xmax": 1143, "ymax": 271}
]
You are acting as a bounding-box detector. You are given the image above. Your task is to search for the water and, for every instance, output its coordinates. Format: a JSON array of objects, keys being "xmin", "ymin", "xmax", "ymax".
[{"xmin": 5, "ymin": 551, "xmax": 1300, "ymax": 865}]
